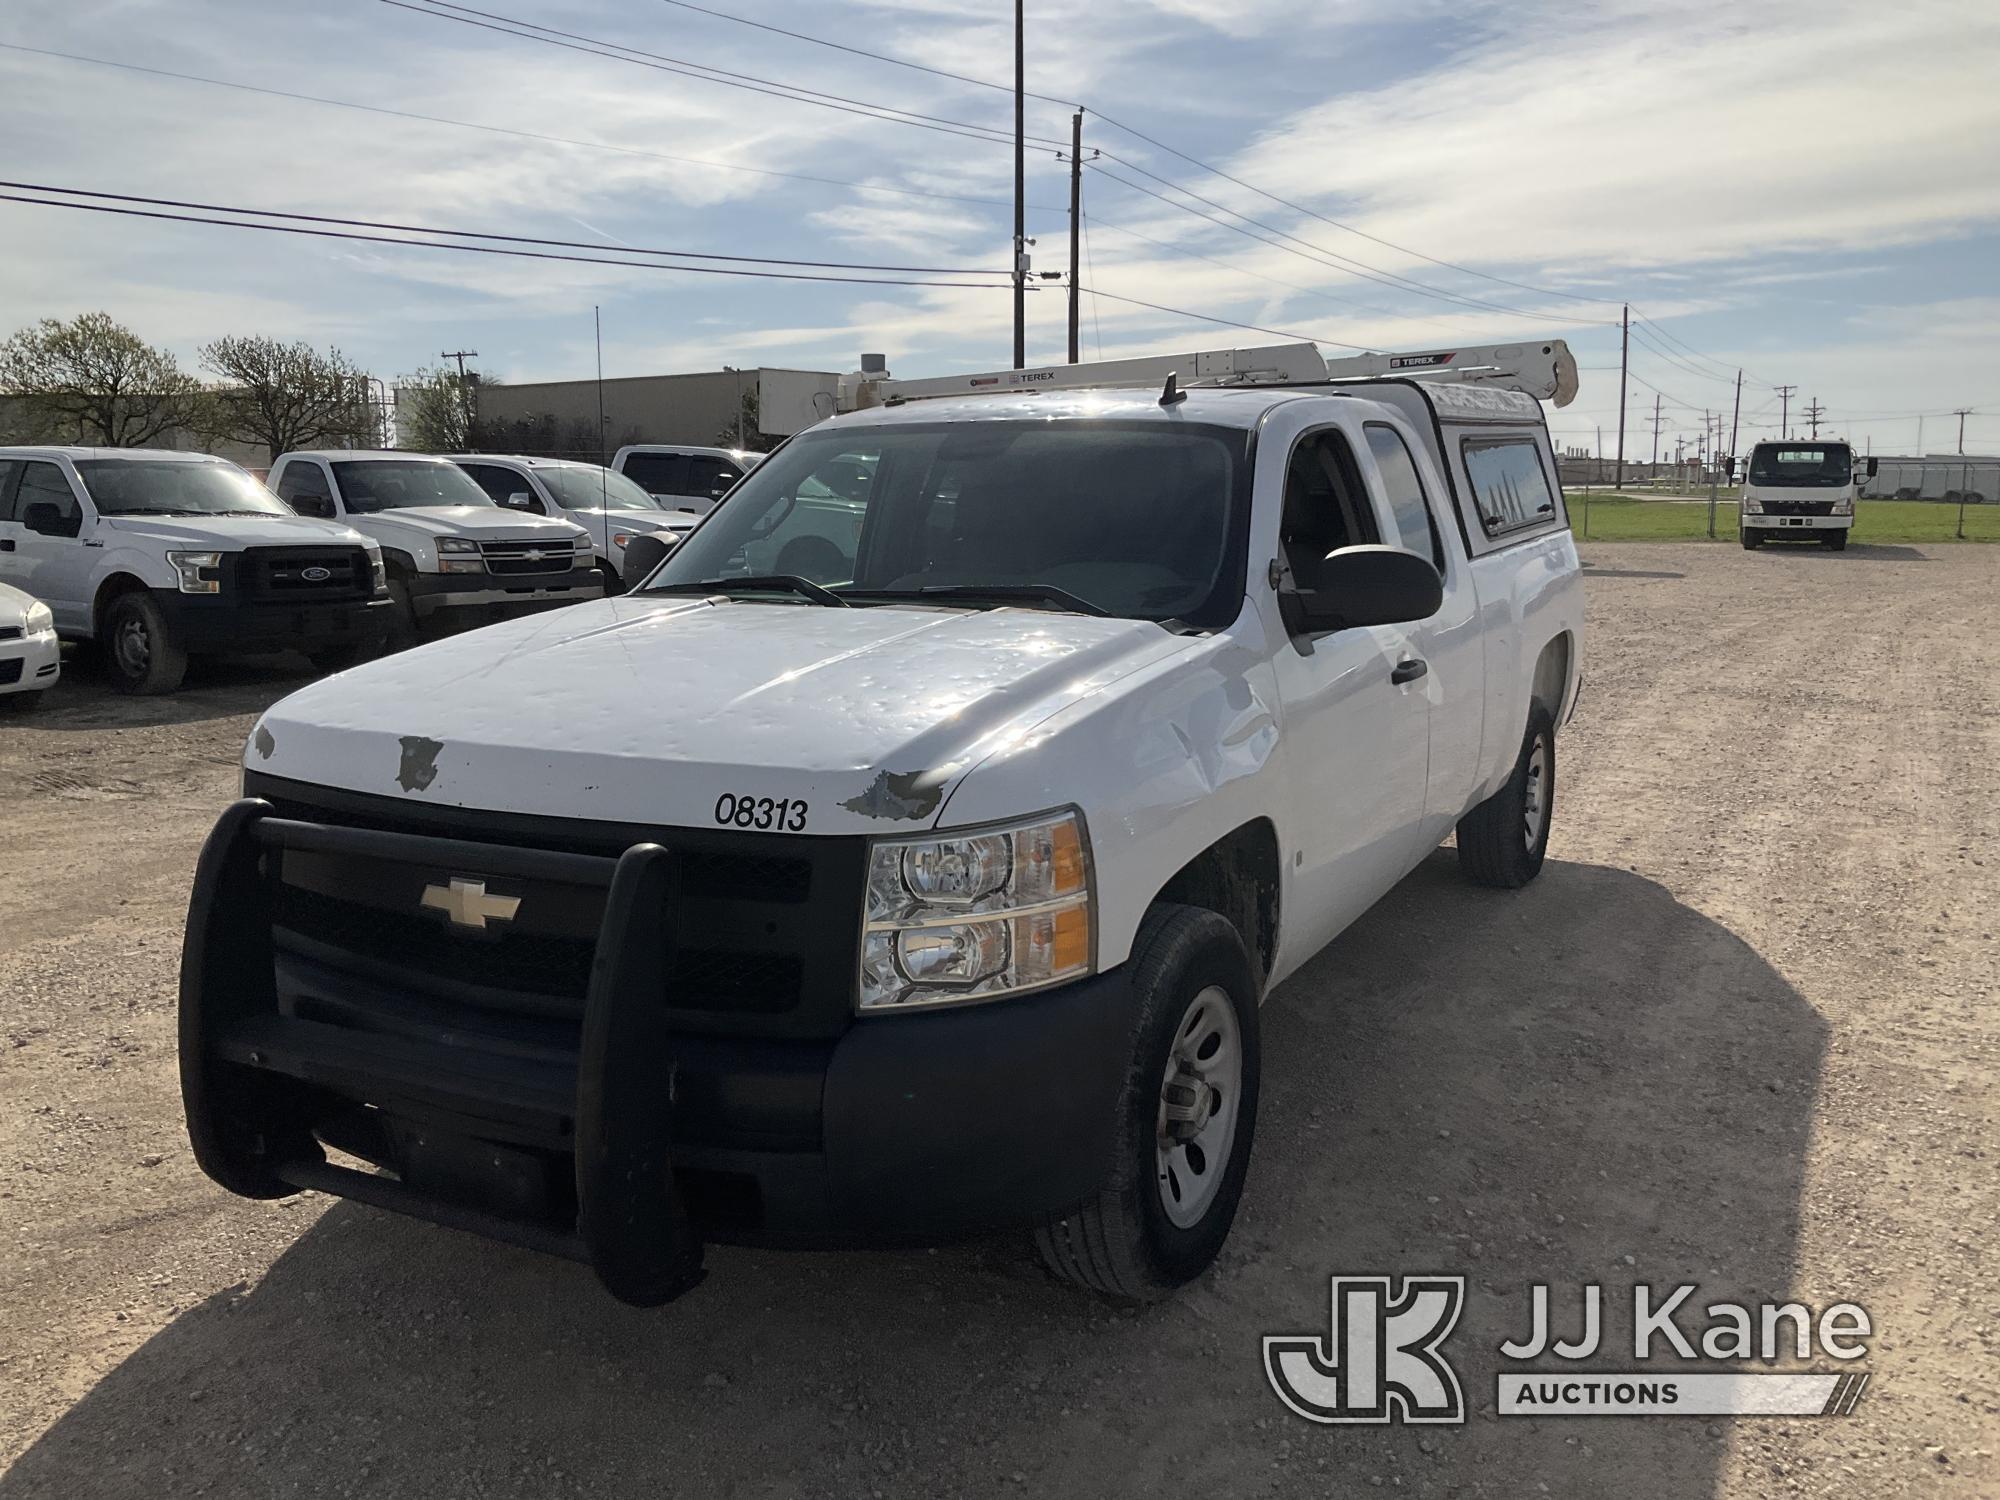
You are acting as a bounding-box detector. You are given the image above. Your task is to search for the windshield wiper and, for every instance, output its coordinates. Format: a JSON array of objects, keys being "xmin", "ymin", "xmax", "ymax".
[
  {"xmin": 645, "ymin": 574, "xmax": 850, "ymax": 607},
  {"xmin": 104, "ymin": 507, "xmax": 202, "ymax": 517},
  {"xmin": 843, "ymin": 583, "xmax": 1110, "ymax": 617}
]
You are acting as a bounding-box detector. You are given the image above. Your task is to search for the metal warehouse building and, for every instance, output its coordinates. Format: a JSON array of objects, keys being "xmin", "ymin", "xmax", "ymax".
[{"xmin": 474, "ymin": 366, "xmax": 840, "ymax": 453}]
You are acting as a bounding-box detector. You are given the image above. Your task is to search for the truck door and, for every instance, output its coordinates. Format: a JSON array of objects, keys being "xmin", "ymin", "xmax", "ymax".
[
  {"xmin": 8, "ymin": 459, "xmax": 94, "ymax": 632},
  {"xmin": 1268, "ymin": 421, "xmax": 1433, "ymax": 960},
  {"xmin": 1359, "ymin": 418, "xmax": 1483, "ymax": 844}
]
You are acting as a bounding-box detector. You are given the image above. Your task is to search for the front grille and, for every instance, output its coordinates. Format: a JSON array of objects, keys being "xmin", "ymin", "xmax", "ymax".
[
  {"xmin": 1760, "ymin": 500, "xmax": 1835, "ymax": 517},
  {"xmin": 248, "ymin": 773, "xmax": 865, "ymax": 1042},
  {"xmin": 237, "ymin": 546, "xmax": 374, "ymax": 600},
  {"xmin": 479, "ymin": 539, "xmax": 581, "ymax": 577}
]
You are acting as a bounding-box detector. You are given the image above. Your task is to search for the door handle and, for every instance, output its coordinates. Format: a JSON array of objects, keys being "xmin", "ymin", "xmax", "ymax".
[{"xmin": 1391, "ymin": 658, "xmax": 1428, "ymax": 685}]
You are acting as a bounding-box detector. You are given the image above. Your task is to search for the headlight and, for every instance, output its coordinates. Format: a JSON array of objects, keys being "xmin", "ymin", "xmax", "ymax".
[
  {"xmin": 436, "ymin": 537, "xmax": 483, "ymax": 574},
  {"xmin": 24, "ymin": 601, "xmax": 53, "ymax": 633},
  {"xmin": 1741, "ymin": 496, "xmax": 1762, "ymax": 515},
  {"xmin": 437, "ymin": 537, "xmax": 479, "ymax": 554},
  {"xmin": 166, "ymin": 550, "xmax": 222, "ymax": 594},
  {"xmin": 1832, "ymin": 498, "xmax": 1854, "ymax": 515},
  {"xmin": 859, "ymin": 810, "xmax": 1093, "ymax": 1013}
]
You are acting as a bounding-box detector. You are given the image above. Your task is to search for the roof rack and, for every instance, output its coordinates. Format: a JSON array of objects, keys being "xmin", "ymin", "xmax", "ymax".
[{"xmin": 845, "ymin": 338, "xmax": 1578, "ymax": 410}]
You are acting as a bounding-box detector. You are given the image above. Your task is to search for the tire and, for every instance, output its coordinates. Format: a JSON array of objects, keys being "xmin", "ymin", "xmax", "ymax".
[
  {"xmin": 1823, "ymin": 531, "xmax": 1848, "ymax": 551},
  {"xmin": 382, "ymin": 575, "xmax": 421, "ymax": 651},
  {"xmin": 1457, "ymin": 704, "xmax": 1555, "ymax": 889},
  {"xmin": 1035, "ymin": 905, "xmax": 1261, "ymax": 1302},
  {"xmin": 102, "ymin": 591, "xmax": 187, "ymax": 695},
  {"xmin": 598, "ymin": 561, "xmax": 625, "ymax": 597},
  {"xmin": 1740, "ymin": 528, "xmax": 1762, "ymax": 550}
]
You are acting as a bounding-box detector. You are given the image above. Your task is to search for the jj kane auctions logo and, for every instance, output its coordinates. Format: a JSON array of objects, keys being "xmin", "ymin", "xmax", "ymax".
[{"xmin": 1265, "ymin": 1277, "xmax": 1873, "ymax": 1423}]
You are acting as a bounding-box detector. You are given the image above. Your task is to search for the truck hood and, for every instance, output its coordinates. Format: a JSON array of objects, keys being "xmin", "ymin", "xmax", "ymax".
[
  {"xmin": 101, "ymin": 514, "xmax": 370, "ymax": 549},
  {"xmin": 356, "ymin": 506, "xmax": 586, "ymax": 542},
  {"xmin": 248, "ymin": 596, "xmax": 1196, "ymax": 833}
]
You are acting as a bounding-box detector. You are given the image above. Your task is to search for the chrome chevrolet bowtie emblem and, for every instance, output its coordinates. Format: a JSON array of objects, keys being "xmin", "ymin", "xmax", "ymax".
[{"xmin": 421, "ymin": 877, "xmax": 521, "ymax": 930}]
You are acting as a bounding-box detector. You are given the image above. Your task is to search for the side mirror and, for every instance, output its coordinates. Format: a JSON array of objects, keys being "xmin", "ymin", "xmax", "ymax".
[
  {"xmin": 1865, "ymin": 457, "xmax": 1879, "ymax": 478},
  {"xmin": 622, "ymin": 531, "xmax": 675, "ymax": 589},
  {"xmin": 21, "ymin": 501, "xmax": 80, "ymax": 539},
  {"xmin": 1284, "ymin": 545, "xmax": 1442, "ymax": 634},
  {"xmin": 503, "ymin": 491, "xmax": 540, "ymax": 512}
]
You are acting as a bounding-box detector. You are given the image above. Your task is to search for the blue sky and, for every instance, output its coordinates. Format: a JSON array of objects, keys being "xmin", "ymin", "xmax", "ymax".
[{"xmin": 4, "ymin": 0, "xmax": 1999, "ymax": 456}]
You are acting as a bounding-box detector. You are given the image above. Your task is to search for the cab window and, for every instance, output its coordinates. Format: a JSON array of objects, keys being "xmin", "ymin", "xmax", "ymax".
[
  {"xmin": 275, "ymin": 461, "xmax": 336, "ymax": 519},
  {"xmin": 1364, "ymin": 423, "xmax": 1444, "ymax": 568},
  {"xmin": 621, "ymin": 452, "xmax": 686, "ymax": 495},
  {"xmin": 16, "ymin": 462, "xmax": 82, "ymax": 535},
  {"xmin": 0, "ymin": 459, "xmax": 21, "ymax": 521}
]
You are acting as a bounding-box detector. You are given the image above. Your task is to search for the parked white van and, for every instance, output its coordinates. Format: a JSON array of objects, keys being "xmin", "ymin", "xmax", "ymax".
[
  {"xmin": 268, "ymin": 451, "xmax": 596, "ymax": 639},
  {"xmin": 0, "ymin": 448, "xmax": 389, "ymax": 694},
  {"xmin": 447, "ymin": 454, "xmax": 695, "ymax": 591}
]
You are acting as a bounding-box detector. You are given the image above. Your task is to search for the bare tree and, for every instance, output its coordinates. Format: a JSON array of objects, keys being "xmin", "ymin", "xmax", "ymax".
[
  {"xmin": 397, "ymin": 365, "xmax": 500, "ymax": 452},
  {"xmin": 199, "ymin": 336, "xmax": 377, "ymax": 460},
  {"xmin": 0, "ymin": 312, "xmax": 203, "ymax": 446}
]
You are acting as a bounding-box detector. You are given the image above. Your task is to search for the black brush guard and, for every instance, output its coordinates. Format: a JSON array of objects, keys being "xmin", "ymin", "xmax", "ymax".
[{"xmin": 178, "ymin": 798, "xmax": 704, "ymax": 1306}]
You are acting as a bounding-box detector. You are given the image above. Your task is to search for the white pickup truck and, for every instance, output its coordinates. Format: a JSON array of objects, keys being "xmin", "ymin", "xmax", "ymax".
[
  {"xmin": 182, "ymin": 344, "xmax": 1584, "ymax": 1306},
  {"xmin": 268, "ymin": 451, "xmax": 598, "ymax": 639}
]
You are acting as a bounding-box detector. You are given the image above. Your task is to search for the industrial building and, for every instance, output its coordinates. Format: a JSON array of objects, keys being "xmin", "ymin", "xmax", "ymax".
[{"xmin": 469, "ymin": 366, "xmax": 840, "ymax": 457}]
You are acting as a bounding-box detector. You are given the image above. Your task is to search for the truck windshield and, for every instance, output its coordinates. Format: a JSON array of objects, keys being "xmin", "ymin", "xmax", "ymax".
[
  {"xmin": 646, "ymin": 419, "xmax": 1251, "ymax": 627},
  {"xmin": 535, "ymin": 465, "xmax": 660, "ymax": 512},
  {"xmin": 74, "ymin": 459, "xmax": 292, "ymax": 517},
  {"xmin": 332, "ymin": 460, "xmax": 494, "ymax": 513},
  {"xmin": 1747, "ymin": 444, "xmax": 1852, "ymax": 487}
]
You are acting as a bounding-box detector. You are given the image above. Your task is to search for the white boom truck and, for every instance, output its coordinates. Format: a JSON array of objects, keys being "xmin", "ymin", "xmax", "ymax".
[
  {"xmin": 182, "ymin": 338, "xmax": 1585, "ymax": 1306},
  {"xmin": 1738, "ymin": 439, "xmax": 1877, "ymax": 550}
]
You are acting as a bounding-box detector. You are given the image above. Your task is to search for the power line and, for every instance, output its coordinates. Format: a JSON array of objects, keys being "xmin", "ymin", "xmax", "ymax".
[
  {"xmin": 0, "ymin": 189, "xmax": 1008, "ymax": 287},
  {"xmin": 0, "ymin": 43, "xmax": 1065, "ymax": 216},
  {"xmin": 653, "ymin": 0, "xmax": 1081, "ymax": 109},
  {"xmin": 381, "ymin": 0, "xmax": 1069, "ymax": 151},
  {"xmin": 1080, "ymin": 286, "xmax": 1374, "ymax": 353},
  {"xmin": 0, "ymin": 180, "xmax": 1008, "ymax": 274}
]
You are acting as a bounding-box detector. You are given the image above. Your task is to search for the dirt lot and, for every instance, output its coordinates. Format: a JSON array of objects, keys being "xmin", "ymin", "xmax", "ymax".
[{"xmin": 2, "ymin": 543, "xmax": 1995, "ymax": 1498}]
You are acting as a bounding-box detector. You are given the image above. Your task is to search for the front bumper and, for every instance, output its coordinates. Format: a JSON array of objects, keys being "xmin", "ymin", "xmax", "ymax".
[
  {"xmin": 154, "ymin": 592, "xmax": 392, "ymax": 654},
  {"xmin": 0, "ymin": 626, "xmax": 60, "ymax": 694},
  {"xmin": 1742, "ymin": 512, "xmax": 1851, "ymax": 531},
  {"xmin": 180, "ymin": 800, "xmax": 1132, "ymax": 1302},
  {"xmin": 407, "ymin": 566, "xmax": 602, "ymax": 624}
]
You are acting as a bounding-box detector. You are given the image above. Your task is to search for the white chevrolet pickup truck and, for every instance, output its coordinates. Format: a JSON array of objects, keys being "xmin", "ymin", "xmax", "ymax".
[{"xmin": 181, "ymin": 346, "xmax": 1584, "ymax": 1306}]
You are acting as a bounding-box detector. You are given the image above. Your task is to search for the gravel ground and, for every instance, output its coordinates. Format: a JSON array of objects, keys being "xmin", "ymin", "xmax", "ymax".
[{"xmin": 2, "ymin": 543, "xmax": 1995, "ymax": 1498}]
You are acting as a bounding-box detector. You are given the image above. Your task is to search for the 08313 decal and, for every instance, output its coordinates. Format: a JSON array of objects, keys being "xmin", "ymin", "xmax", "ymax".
[{"xmin": 713, "ymin": 792, "xmax": 808, "ymax": 831}]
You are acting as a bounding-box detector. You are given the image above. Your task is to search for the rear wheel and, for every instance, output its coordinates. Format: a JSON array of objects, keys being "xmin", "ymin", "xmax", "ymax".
[
  {"xmin": 102, "ymin": 591, "xmax": 187, "ymax": 695},
  {"xmin": 1457, "ymin": 704, "xmax": 1555, "ymax": 888},
  {"xmin": 1035, "ymin": 905, "xmax": 1260, "ymax": 1302}
]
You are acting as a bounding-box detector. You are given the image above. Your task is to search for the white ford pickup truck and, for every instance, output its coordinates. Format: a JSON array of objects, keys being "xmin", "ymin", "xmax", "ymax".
[{"xmin": 182, "ymin": 348, "xmax": 1584, "ymax": 1306}]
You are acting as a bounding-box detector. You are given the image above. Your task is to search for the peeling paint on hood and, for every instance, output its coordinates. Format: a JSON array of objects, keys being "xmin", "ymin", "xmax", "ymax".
[{"xmin": 248, "ymin": 595, "xmax": 1199, "ymax": 833}]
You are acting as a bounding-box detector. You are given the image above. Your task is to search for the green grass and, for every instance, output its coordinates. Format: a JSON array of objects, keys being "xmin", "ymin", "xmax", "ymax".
[{"xmin": 1567, "ymin": 494, "xmax": 2000, "ymax": 543}]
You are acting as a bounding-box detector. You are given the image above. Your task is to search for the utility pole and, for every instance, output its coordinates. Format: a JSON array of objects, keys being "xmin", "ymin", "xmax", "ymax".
[
  {"xmin": 1615, "ymin": 304, "xmax": 1629, "ymax": 490},
  {"xmin": 592, "ymin": 309, "xmax": 606, "ymax": 471},
  {"xmin": 1012, "ymin": 0, "xmax": 1026, "ymax": 370},
  {"xmin": 442, "ymin": 349, "xmax": 479, "ymax": 446},
  {"xmin": 1803, "ymin": 398, "xmax": 1826, "ymax": 439},
  {"xmin": 1953, "ymin": 407, "xmax": 1973, "ymax": 453},
  {"xmin": 1066, "ymin": 110, "xmax": 1088, "ymax": 363},
  {"xmin": 1775, "ymin": 384, "xmax": 1796, "ymax": 440},
  {"xmin": 1651, "ymin": 393, "xmax": 1663, "ymax": 468},
  {"xmin": 1728, "ymin": 369, "xmax": 1742, "ymax": 471}
]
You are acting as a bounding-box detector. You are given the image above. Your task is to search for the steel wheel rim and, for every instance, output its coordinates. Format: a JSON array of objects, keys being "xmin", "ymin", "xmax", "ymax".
[
  {"xmin": 115, "ymin": 615, "xmax": 150, "ymax": 677},
  {"xmin": 1523, "ymin": 738, "xmax": 1548, "ymax": 849},
  {"xmin": 1155, "ymin": 985, "xmax": 1243, "ymax": 1230}
]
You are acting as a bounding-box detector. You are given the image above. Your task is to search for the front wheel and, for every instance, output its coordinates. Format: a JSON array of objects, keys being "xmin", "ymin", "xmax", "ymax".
[
  {"xmin": 1822, "ymin": 531, "xmax": 1849, "ymax": 551},
  {"xmin": 1457, "ymin": 704, "xmax": 1555, "ymax": 888},
  {"xmin": 103, "ymin": 592, "xmax": 188, "ymax": 695},
  {"xmin": 1035, "ymin": 905, "xmax": 1261, "ymax": 1302},
  {"xmin": 1740, "ymin": 528, "xmax": 1762, "ymax": 550}
]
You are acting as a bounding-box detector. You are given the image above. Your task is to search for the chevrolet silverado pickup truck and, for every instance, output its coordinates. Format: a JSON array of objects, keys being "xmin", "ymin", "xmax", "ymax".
[
  {"xmin": 182, "ymin": 344, "xmax": 1584, "ymax": 1306},
  {"xmin": 0, "ymin": 447, "xmax": 390, "ymax": 694},
  {"xmin": 268, "ymin": 451, "xmax": 597, "ymax": 641}
]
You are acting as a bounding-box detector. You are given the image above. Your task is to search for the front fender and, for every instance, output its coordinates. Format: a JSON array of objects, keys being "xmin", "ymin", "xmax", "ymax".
[{"xmin": 934, "ymin": 632, "xmax": 1282, "ymax": 973}]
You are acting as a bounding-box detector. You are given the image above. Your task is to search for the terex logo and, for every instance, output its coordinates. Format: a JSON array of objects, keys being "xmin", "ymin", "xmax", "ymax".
[{"xmin": 1264, "ymin": 1276, "xmax": 1466, "ymax": 1425}]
